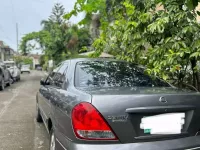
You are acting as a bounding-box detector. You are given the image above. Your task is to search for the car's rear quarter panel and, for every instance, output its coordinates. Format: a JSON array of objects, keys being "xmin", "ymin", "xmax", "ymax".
[{"xmin": 52, "ymin": 87, "xmax": 92, "ymax": 142}]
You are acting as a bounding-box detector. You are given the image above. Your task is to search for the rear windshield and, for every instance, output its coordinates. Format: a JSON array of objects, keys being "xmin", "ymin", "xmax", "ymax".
[
  {"xmin": 22, "ymin": 65, "xmax": 30, "ymax": 69},
  {"xmin": 5, "ymin": 63, "xmax": 14, "ymax": 67},
  {"xmin": 75, "ymin": 61, "xmax": 170, "ymax": 88}
]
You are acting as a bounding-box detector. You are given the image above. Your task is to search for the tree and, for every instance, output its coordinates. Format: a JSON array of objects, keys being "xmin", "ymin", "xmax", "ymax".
[
  {"xmin": 77, "ymin": 27, "xmax": 91, "ymax": 50},
  {"xmin": 63, "ymin": 0, "xmax": 106, "ymax": 41},
  {"xmin": 102, "ymin": 0, "xmax": 200, "ymax": 90},
  {"xmin": 66, "ymin": 0, "xmax": 200, "ymax": 90},
  {"xmin": 13, "ymin": 56, "xmax": 33, "ymax": 67},
  {"xmin": 20, "ymin": 3, "xmax": 91, "ymax": 65},
  {"xmin": 49, "ymin": 3, "xmax": 65, "ymax": 25}
]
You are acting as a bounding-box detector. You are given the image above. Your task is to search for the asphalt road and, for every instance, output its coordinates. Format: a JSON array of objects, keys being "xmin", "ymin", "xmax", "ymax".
[{"xmin": 0, "ymin": 71, "xmax": 49, "ymax": 150}]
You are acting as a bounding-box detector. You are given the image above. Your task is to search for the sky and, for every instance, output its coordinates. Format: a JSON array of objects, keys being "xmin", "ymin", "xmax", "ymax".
[{"xmin": 0, "ymin": 0, "xmax": 83, "ymax": 53}]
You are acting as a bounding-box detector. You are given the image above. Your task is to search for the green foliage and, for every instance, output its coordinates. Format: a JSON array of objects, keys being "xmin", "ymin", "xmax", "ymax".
[
  {"xmin": 13, "ymin": 56, "xmax": 33, "ymax": 66},
  {"xmin": 20, "ymin": 3, "xmax": 91, "ymax": 66},
  {"xmin": 71, "ymin": 0, "xmax": 200, "ymax": 90},
  {"xmin": 64, "ymin": 0, "xmax": 106, "ymax": 23}
]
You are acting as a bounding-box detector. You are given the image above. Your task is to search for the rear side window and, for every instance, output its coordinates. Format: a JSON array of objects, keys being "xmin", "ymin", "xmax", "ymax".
[
  {"xmin": 53, "ymin": 63, "xmax": 68, "ymax": 88},
  {"xmin": 75, "ymin": 61, "xmax": 170, "ymax": 88},
  {"xmin": 46, "ymin": 63, "xmax": 63, "ymax": 86}
]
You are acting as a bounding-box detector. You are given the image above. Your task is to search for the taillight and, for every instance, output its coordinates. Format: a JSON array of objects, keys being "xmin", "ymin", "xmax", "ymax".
[{"xmin": 72, "ymin": 102, "xmax": 118, "ymax": 140}]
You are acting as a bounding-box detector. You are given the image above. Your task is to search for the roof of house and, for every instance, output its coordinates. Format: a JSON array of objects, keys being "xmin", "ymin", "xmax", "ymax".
[
  {"xmin": 28, "ymin": 54, "xmax": 41, "ymax": 59},
  {"xmin": 0, "ymin": 41, "xmax": 14, "ymax": 50},
  {"xmin": 0, "ymin": 41, "xmax": 7, "ymax": 48}
]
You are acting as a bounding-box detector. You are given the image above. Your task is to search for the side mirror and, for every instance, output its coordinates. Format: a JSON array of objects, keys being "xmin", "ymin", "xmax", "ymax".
[{"xmin": 40, "ymin": 78, "xmax": 46, "ymax": 85}]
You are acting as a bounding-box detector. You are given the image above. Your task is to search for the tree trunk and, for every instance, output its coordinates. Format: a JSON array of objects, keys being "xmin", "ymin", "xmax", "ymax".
[
  {"xmin": 178, "ymin": 71, "xmax": 183, "ymax": 88},
  {"xmin": 191, "ymin": 59, "xmax": 198, "ymax": 90},
  {"xmin": 196, "ymin": 72, "xmax": 200, "ymax": 91}
]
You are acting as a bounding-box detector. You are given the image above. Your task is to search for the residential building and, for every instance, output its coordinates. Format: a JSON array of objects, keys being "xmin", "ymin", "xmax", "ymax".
[
  {"xmin": 0, "ymin": 41, "xmax": 17, "ymax": 61},
  {"xmin": 29, "ymin": 54, "xmax": 41, "ymax": 69}
]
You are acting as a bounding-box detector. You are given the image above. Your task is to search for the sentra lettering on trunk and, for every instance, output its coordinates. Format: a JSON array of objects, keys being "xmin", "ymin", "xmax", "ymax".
[{"xmin": 108, "ymin": 115, "xmax": 128, "ymax": 122}]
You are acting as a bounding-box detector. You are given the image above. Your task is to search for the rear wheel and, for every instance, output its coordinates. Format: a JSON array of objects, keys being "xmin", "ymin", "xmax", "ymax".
[
  {"xmin": 7, "ymin": 80, "xmax": 11, "ymax": 86},
  {"xmin": 49, "ymin": 129, "xmax": 56, "ymax": 150},
  {"xmin": 0, "ymin": 78, "xmax": 5, "ymax": 91},
  {"xmin": 36, "ymin": 102, "xmax": 43, "ymax": 123}
]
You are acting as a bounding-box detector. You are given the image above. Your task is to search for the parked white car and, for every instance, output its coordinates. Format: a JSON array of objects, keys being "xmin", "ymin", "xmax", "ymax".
[
  {"xmin": 4, "ymin": 61, "xmax": 21, "ymax": 82},
  {"xmin": 21, "ymin": 65, "xmax": 30, "ymax": 74}
]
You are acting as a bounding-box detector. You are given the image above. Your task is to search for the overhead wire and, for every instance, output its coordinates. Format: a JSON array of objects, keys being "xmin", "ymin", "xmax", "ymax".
[
  {"xmin": 0, "ymin": 24, "xmax": 14, "ymax": 43},
  {"xmin": 0, "ymin": 0, "xmax": 16, "ymax": 44}
]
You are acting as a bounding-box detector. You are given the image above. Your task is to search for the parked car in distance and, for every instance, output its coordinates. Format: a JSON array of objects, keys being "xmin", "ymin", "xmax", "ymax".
[
  {"xmin": 36, "ymin": 66, "xmax": 42, "ymax": 71},
  {"xmin": 21, "ymin": 65, "xmax": 30, "ymax": 74},
  {"xmin": 36, "ymin": 58, "xmax": 200, "ymax": 150},
  {"xmin": 4, "ymin": 61, "xmax": 21, "ymax": 82},
  {"xmin": 0, "ymin": 61, "xmax": 12, "ymax": 91}
]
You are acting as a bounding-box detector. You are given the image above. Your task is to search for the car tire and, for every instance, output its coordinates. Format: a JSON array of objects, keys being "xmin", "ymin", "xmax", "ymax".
[
  {"xmin": 11, "ymin": 78, "xmax": 14, "ymax": 84},
  {"xmin": 7, "ymin": 80, "xmax": 11, "ymax": 86},
  {"xmin": 0, "ymin": 78, "xmax": 5, "ymax": 91},
  {"xmin": 49, "ymin": 129, "xmax": 56, "ymax": 150},
  {"xmin": 36, "ymin": 103, "xmax": 43, "ymax": 123}
]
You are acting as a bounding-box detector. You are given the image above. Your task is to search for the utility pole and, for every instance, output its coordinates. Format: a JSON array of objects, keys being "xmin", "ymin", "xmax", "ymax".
[{"xmin": 16, "ymin": 23, "xmax": 19, "ymax": 52}]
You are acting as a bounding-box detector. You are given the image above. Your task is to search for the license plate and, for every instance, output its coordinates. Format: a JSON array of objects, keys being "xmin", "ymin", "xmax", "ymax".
[{"xmin": 140, "ymin": 113, "xmax": 185, "ymax": 135}]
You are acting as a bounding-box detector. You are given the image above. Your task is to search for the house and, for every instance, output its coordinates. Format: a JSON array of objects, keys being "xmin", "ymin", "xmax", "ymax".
[
  {"xmin": 0, "ymin": 41, "xmax": 17, "ymax": 61},
  {"xmin": 29, "ymin": 54, "xmax": 41, "ymax": 69},
  {"xmin": 0, "ymin": 42, "xmax": 5, "ymax": 61}
]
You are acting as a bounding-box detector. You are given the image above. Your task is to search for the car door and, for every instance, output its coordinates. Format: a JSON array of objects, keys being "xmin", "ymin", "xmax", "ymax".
[
  {"xmin": 50, "ymin": 63, "xmax": 71, "ymax": 137},
  {"xmin": 38, "ymin": 64, "xmax": 62, "ymax": 128},
  {"xmin": 3, "ymin": 65, "xmax": 9, "ymax": 82},
  {"xmin": 38, "ymin": 62, "xmax": 68, "ymax": 129}
]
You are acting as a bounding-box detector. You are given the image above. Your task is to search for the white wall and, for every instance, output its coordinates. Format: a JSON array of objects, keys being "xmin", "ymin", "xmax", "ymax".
[
  {"xmin": 31, "ymin": 57, "xmax": 40, "ymax": 68},
  {"xmin": 0, "ymin": 48, "xmax": 5, "ymax": 61}
]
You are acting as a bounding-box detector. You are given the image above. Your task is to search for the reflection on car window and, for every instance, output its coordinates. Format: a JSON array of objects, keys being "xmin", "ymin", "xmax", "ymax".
[
  {"xmin": 54, "ymin": 63, "xmax": 68, "ymax": 88},
  {"xmin": 75, "ymin": 61, "xmax": 170, "ymax": 88},
  {"xmin": 47, "ymin": 64, "xmax": 62, "ymax": 86},
  {"xmin": 47, "ymin": 62, "xmax": 68, "ymax": 88}
]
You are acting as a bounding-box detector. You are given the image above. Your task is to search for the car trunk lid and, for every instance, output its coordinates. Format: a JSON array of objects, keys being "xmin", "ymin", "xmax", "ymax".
[{"xmin": 80, "ymin": 87, "xmax": 200, "ymax": 143}]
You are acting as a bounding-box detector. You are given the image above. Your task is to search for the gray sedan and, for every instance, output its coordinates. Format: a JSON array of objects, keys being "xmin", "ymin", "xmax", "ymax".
[{"xmin": 36, "ymin": 58, "xmax": 200, "ymax": 150}]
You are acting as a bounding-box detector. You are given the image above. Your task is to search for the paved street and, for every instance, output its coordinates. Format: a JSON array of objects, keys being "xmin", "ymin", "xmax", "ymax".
[{"xmin": 0, "ymin": 71, "xmax": 49, "ymax": 150}]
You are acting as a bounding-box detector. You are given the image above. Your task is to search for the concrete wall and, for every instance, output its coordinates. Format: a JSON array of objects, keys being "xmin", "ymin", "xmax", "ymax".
[
  {"xmin": 31, "ymin": 57, "xmax": 40, "ymax": 69},
  {"xmin": 196, "ymin": 4, "xmax": 200, "ymax": 22},
  {"xmin": 0, "ymin": 48, "xmax": 5, "ymax": 61}
]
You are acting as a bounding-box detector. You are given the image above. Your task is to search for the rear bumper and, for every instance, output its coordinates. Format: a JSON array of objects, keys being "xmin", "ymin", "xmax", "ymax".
[
  {"xmin": 21, "ymin": 71, "xmax": 30, "ymax": 73},
  {"xmin": 56, "ymin": 135, "xmax": 200, "ymax": 150}
]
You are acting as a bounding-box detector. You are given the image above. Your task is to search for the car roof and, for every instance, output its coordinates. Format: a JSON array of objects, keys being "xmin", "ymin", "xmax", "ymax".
[
  {"xmin": 63, "ymin": 58, "xmax": 125, "ymax": 64},
  {"xmin": 4, "ymin": 61, "xmax": 15, "ymax": 63}
]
